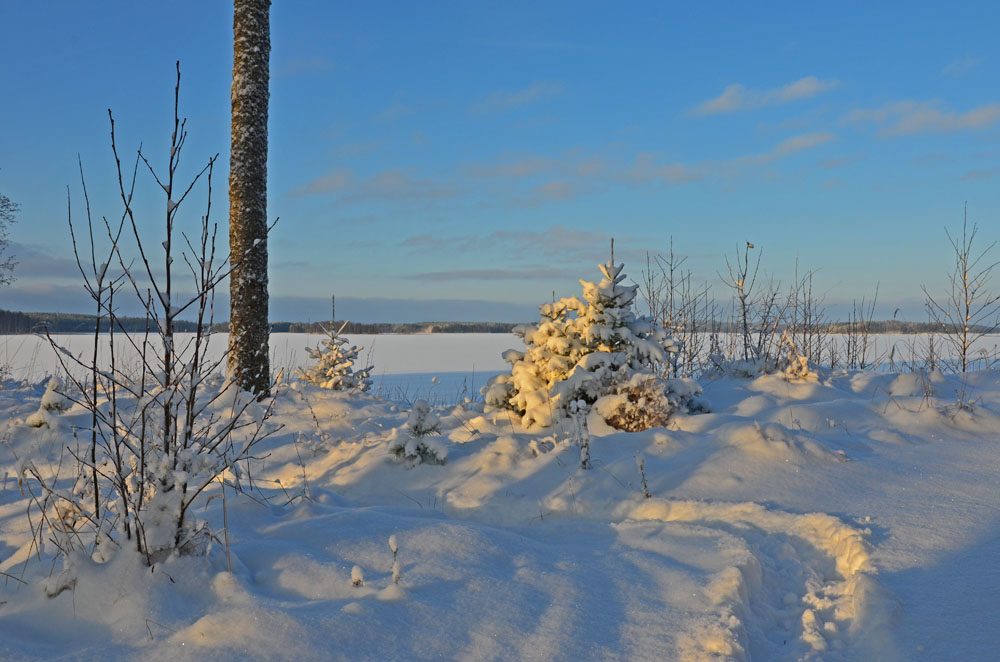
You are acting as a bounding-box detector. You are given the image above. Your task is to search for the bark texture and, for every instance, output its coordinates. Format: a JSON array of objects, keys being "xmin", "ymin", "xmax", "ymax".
[{"xmin": 228, "ymin": 0, "xmax": 271, "ymax": 395}]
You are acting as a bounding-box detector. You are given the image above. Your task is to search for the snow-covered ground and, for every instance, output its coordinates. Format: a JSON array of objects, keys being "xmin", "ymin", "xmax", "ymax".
[{"xmin": 1, "ymin": 335, "xmax": 999, "ymax": 660}]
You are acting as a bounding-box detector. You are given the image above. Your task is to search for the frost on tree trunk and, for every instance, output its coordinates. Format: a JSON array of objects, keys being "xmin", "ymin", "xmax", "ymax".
[{"xmin": 228, "ymin": 0, "xmax": 271, "ymax": 395}]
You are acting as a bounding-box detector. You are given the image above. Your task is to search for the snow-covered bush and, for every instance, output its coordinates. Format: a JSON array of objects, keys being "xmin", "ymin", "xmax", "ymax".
[
  {"xmin": 485, "ymin": 257, "xmax": 706, "ymax": 430},
  {"xmin": 24, "ymin": 377, "xmax": 71, "ymax": 428},
  {"xmin": 593, "ymin": 374, "xmax": 708, "ymax": 432},
  {"xmin": 707, "ymin": 332, "xmax": 817, "ymax": 382},
  {"xmin": 389, "ymin": 399, "xmax": 447, "ymax": 466},
  {"xmin": 297, "ymin": 321, "xmax": 373, "ymax": 391}
]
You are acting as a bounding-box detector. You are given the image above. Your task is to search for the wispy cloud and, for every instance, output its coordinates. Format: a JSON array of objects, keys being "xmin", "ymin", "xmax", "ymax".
[
  {"xmin": 377, "ymin": 103, "xmax": 415, "ymax": 121},
  {"xmin": 843, "ymin": 100, "xmax": 1000, "ymax": 136},
  {"xmin": 354, "ymin": 169, "xmax": 460, "ymax": 202},
  {"xmin": 622, "ymin": 132, "xmax": 834, "ymax": 185},
  {"xmin": 292, "ymin": 168, "xmax": 461, "ymax": 202},
  {"xmin": 465, "ymin": 155, "xmax": 557, "ymax": 179},
  {"xmin": 291, "ymin": 169, "xmax": 354, "ymax": 196},
  {"xmin": 961, "ymin": 167, "xmax": 997, "ymax": 181},
  {"xmin": 490, "ymin": 225, "xmax": 612, "ymax": 261},
  {"xmin": 473, "ymin": 82, "xmax": 563, "ymax": 112},
  {"xmin": 730, "ymin": 132, "xmax": 835, "ymax": 165},
  {"xmin": 622, "ymin": 155, "xmax": 705, "ymax": 186},
  {"xmin": 6, "ymin": 242, "xmax": 82, "ymax": 280},
  {"xmin": 693, "ymin": 76, "xmax": 839, "ymax": 115},
  {"xmin": 399, "ymin": 225, "xmax": 659, "ymax": 275},
  {"xmin": 399, "ymin": 234, "xmax": 480, "ymax": 253},
  {"xmin": 511, "ymin": 180, "xmax": 601, "ymax": 207},
  {"xmin": 819, "ymin": 152, "xmax": 865, "ymax": 169},
  {"xmin": 409, "ymin": 267, "xmax": 576, "ymax": 281},
  {"xmin": 464, "ymin": 151, "xmax": 607, "ymax": 181},
  {"xmin": 942, "ymin": 56, "xmax": 981, "ymax": 77}
]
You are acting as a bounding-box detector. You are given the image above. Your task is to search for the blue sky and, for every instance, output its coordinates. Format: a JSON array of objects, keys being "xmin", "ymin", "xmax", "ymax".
[{"xmin": 2, "ymin": 1, "xmax": 1000, "ymax": 322}]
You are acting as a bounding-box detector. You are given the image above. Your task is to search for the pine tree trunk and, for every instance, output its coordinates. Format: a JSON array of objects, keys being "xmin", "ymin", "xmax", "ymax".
[{"xmin": 228, "ymin": 0, "xmax": 271, "ymax": 395}]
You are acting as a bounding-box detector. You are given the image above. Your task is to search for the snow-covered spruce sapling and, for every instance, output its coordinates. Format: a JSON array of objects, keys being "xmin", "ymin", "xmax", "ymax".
[
  {"xmin": 389, "ymin": 535, "xmax": 400, "ymax": 585},
  {"xmin": 485, "ymin": 252, "xmax": 706, "ymax": 430},
  {"xmin": 569, "ymin": 399, "xmax": 591, "ymax": 470},
  {"xmin": 352, "ymin": 565, "xmax": 365, "ymax": 587},
  {"xmin": 297, "ymin": 320, "xmax": 373, "ymax": 391},
  {"xmin": 389, "ymin": 399, "xmax": 447, "ymax": 466}
]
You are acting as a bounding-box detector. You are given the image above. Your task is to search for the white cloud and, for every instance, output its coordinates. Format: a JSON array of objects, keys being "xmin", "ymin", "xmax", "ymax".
[
  {"xmin": 693, "ymin": 76, "xmax": 839, "ymax": 115},
  {"xmin": 844, "ymin": 100, "xmax": 1000, "ymax": 136}
]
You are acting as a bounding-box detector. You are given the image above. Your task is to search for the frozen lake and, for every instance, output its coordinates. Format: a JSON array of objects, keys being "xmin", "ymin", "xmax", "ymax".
[
  {"xmin": 4, "ymin": 331, "xmax": 1000, "ymax": 403},
  {"xmin": 1, "ymin": 332, "xmax": 518, "ymax": 404}
]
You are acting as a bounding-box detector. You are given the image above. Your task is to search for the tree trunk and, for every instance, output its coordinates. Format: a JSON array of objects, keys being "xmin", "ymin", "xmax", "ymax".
[{"xmin": 228, "ymin": 0, "xmax": 271, "ymax": 395}]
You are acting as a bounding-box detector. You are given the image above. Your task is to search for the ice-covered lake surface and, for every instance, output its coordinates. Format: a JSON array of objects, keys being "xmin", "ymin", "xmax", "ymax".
[
  {"xmin": 2, "ymin": 332, "xmax": 517, "ymax": 403},
  {"xmin": 5, "ymin": 331, "xmax": 1000, "ymax": 400}
]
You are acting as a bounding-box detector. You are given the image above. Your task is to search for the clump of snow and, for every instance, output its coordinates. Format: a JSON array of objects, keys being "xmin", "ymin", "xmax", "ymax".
[{"xmin": 23, "ymin": 377, "xmax": 70, "ymax": 428}]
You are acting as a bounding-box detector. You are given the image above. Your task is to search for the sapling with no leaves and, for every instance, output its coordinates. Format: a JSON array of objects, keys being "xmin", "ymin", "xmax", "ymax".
[
  {"xmin": 19, "ymin": 65, "xmax": 280, "ymax": 589},
  {"xmin": 389, "ymin": 535, "xmax": 400, "ymax": 585},
  {"xmin": 635, "ymin": 453, "xmax": 651, "ymax": 499}
]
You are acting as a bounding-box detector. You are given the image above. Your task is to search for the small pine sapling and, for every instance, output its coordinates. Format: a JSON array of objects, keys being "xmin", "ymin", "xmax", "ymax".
[
  {"xmin": 408, "ymin": 399, "xmax": 440, "ymax": 437},
  {"xmin": 389, "ymin": 400, "xmax": 448, "ymax": 466},
  {"xmin": 298, "ymin": 321, "xmax": 373, "ymax": 391},
  {"xmin": 351, "ymin": 565, "xmax": 365, "ymax": 587}
]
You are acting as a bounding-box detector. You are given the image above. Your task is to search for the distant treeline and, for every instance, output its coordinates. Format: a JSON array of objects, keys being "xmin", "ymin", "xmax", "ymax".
[
  {"xmin": 0, "ymin": 310, "xmax": 518, "ymax": 335},
  {"xmin": 1, "ymin": 309, "xmax": 993, "ymax": 336},
  {"xmin": 0, "ymin": 309, "xmax": 204, "ymax": 334}
]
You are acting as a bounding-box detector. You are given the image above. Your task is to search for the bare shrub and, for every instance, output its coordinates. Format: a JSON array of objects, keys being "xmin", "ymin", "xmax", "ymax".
[
  {"xmin": 844, "ymin": 286, "xmax": 879, "ymax": 370},
  {"xmin": 18, "ymin": 65, "xmax": 279, "ymax": 588},
  {"xmin": 640, "ymin": 238, "xmax": 712, "ymax": 377},
  {"xmin": 922, "ymin": 204, "xmax": 1000, "ymax": 373}
]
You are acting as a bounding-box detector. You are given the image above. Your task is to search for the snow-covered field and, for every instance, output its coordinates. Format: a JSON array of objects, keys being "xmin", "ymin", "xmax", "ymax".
[{"xmin": 1, "ymin": 334, "xmax": 1000, "ymax": 660}]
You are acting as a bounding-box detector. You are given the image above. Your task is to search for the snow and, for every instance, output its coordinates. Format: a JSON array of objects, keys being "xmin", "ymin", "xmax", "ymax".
[{"xmin": 1, "ymin": 335, "xmax": 1000, "ymax": 659}]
